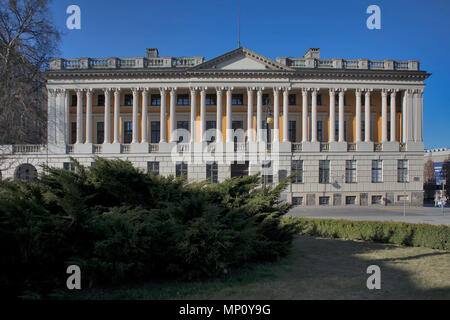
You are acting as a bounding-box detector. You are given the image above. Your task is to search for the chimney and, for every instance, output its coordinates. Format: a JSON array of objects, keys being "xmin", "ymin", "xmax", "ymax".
[
  {"xmin": 304, "ymin": 48, "xmax": 320, "ymax": 59},
  {"xmin": 146, "ymin": 48, "xmax": 159, "ymax": 58}
]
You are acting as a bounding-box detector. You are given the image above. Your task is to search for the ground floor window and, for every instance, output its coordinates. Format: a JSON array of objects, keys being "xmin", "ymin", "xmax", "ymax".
[
  {"xmin": 63, "ymin": 162, "xmax": 75, "ymax": 172},
  {"xmin": 346, "ymin": 160, "xmax": 357, "ymax": 183},
  {"xmin": 148, "ymin": 161, "xmax": 159, "ymax": 175},
  {"xmin": 319, "ymin": 160, "xmax": 330, "ymax": 184},
  {"xmin": 176, "ymin": 162, "xmax": 188, "ymax": 179},
  {"xmin": 372, "ymin": 160, "xmax": 383, "ymax": 183},
  {"xmin": 206, "ymin": 162, "xmax": 218, "ymax": 184},
  {"xmin": 291, "ymin": 160, "xmax": 303, "ymax": 184},
  {"xmin": 398, "ymin": 160, "xmax": 408, "ymax": 183}
]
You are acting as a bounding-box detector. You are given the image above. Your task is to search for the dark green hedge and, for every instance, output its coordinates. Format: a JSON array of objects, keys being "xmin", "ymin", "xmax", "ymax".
[
  {"xmin": 284, "ymin": 217, "xmax": 450, "ymax": 250},
  {"xmin": 0, "ymin": 158, "xmax": 296, "ymax": 299}
]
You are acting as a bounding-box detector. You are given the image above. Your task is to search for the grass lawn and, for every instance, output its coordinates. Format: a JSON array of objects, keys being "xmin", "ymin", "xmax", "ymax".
[{"xmin": 62, "ymin": 235, "xmax": 450, "ymax": 300}]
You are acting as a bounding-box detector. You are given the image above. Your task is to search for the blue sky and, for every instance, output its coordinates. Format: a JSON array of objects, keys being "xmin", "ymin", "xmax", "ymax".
[{"xmin": 50, "ymin": 0, "xmax": 450, "ymax": 149}]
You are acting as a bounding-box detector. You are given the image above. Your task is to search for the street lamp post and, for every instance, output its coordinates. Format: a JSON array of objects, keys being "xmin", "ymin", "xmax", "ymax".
[{"xmin": 263, "ymin": 100, "xmax": 273, "ymax": 189}]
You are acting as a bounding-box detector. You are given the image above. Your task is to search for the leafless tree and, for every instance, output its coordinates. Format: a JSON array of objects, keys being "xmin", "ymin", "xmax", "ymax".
[
  {"xmin": 0, "ymin": 0, "xmax": 60, "ymax": 177},
  {"xmin": 0, "ymin": 0, "xmax": 61, "ymax": 145}
]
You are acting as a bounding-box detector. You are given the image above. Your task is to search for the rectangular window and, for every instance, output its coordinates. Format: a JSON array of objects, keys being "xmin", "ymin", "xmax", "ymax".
[
  {"xmin": 147, "ymin": 162, "xmax": 159, "ymax": 175},
  {"xmin": 319, "ymin": 160, "xmax": 330, "ymax": 184},
  {"xmin": 292, "ymin": 197, "xmax": 303, "ymax": 206},
  {"xmin": 96, "ymin": 122, "xmax": 104, "ymax": 144},
  {"xmin": 317, "ymin": 94, "xmax": 322, "ymax": 106},
  {"xmin": 346, "ymin": 196, "xmax": 356, "ymax": 205},
  {"xmin": 319, "ymin": 197, "xmax": 330, "ymax": 206},
  {"xmin": 71, "ymin": 122, "xmax": 76, "ymax": 144},
  {"xmin": 176, "ymin": 162, "xmax": 188, "ymax": 179},
  {"xmin": 151, "ymin": 121, "xmax": 160, "ymax": 144},
  {"xmin": 206, "ymin": 121, "xmax": 217, "ymax": 142},
  {"xmin": 372, "ymin": 160, "xmax": 383, "ymax": 183},
  {"xmin": 291, "ymin": 160, "xmax": 303, "ymax": 184},
  {"xmin": 387, "ymin": 121, "xmax": 391, "ymax": 141},
  {"xmin": 206, "ymin": 94, "xmax": 217, "ymax": 105},
  {"xmin": 288, "ymin": 94, "xmax": 296, "ymax": 106},
  {"xmin": 71, "ymin": 95, "xmax": 77, "ymax": 107},
  {"xmin": 288, "ymin": 121, "xmax": 297, "ymax": 142},
  {"xmin": 262, "ymin": 94, "xmax": 270, "ymax": 106},
  {"xmin": 232, "ymin": 94, "xmax": 244, "ymax": 105},
  {"xmin": 206, "ymin": 162, "xmax": 218, "ymax": 184},
  {"xmin": 63, "ymin": 162, "xmax": 75, "ymax": 172},
  {"xmin": 262, "ymin": 161, "xmax": 273, "ymax": 184},
  {"xmin": 123, "ymin": 121, "xmax": 132, "ymax": 144},
  {"xmin": 151, "ymin": 94, "xmax": 161, "ymax": 106},
  {"xmin": 177, "ymin": 94, "xmax": 189, "ymax": 106},
  {"xmin": 317, "ymin": 121, "xmax": 323, "ymax": 142},
  {"xmin": 206, "ymin": 121, "xmax": 216, "ymax": 130},
  {"xmin": 398, "ymin": 160, "xmax": 408, "ymax": 183},
  {"xmin": 177, "ymin": 121, "xmax": 189, "ymax": 143},
  {"xmin": 97, "ymin": 94, "xmax": 105, "ymax": 107},
  {"xmin": 124, "ymin": 94, "xmax": 133, "ymax": 106},
  {"xmin": 335, "ymin": 120, "xmax": 348, "ymax": 141},
  {"xmin": 346, "ymin": 160, "xmax": 357, "ymax": 183}
]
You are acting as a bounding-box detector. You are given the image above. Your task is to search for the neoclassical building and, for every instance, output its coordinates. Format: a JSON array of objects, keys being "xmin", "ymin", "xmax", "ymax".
[{"xmin": 1, "ymin": 47, "xmax": 430, "ymax": 206}]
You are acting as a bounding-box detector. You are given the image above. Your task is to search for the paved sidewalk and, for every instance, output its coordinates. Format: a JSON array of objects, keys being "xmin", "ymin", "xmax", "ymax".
[{"xmin": 287, "ymin": 206, "xmax": 450, "ymax": 226}]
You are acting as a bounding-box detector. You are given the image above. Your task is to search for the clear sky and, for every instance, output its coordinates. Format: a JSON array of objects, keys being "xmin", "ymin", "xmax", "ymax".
[{"xmin": 49, "ymin": 0, "xmax": 450, "ymax": 149}]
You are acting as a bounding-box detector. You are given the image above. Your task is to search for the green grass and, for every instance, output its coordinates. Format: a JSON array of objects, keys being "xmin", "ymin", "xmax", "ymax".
[{"xmin": 59, "ymin": 235, "xmax": 450, "ymax": 300}]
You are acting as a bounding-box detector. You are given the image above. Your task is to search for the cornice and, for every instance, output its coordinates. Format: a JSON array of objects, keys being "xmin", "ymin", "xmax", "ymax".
[{"xmin": 46, "ymin": 67, "xmax": 431, "ymax": 82}]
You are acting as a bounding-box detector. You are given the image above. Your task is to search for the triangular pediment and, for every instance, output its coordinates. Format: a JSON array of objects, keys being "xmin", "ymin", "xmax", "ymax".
[{"xmin": 191, "ymin": 47, "xmax": 293, "ymax": 71}]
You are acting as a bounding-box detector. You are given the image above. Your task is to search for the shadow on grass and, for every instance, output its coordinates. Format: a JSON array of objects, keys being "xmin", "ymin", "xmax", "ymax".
[{"xmin": 59, "ymin": 236, "xmax": 450, "ymax": 300}]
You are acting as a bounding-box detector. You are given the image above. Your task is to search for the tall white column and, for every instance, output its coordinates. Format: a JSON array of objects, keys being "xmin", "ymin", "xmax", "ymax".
[
  {"xmin": 160, "ymin": 88, "xmax": 167, "ymax": 143},
  {"xmin": 104, "ymin": 89, "xmax": 111, "ymax": 144},
  {"xmin": 406, "ymin": 90, "xmax": 414, "ymax": 142},
  {"xmin": 364, "ymin": 90, "xmax": 371, "ymax": 142},
  {"xmin": 417, "ymin": 90, "xmax": 423, "ymax": 142},
  {"xmin": 311, "ymin": 89, "xmax": 318, "ymax": 142},
  {"xmin": 226, "ymin": 88, "xmax": 233, "ymax": 143},
  {"xmin": 338, "ymin": 90, "xmax": 345, "ymax": 142},
  {"xmin": 282, "ymin": 88, "xmax": 289, "ymax": 142},
  {"xmin": 273, "ymin": 88, "xmax": 280, "ymax": 142},
  {"xmin": 402, "ymin": 91, "xmax": 406, "ymax": 143},
  {"xmin": 355, "ymin": 90, "xmax": 362, "ymax": 142},
  {"xmin": 390, "ymin": 91, "xmax": 397, "ymax": 142},
  {"xmin": 257, "ymin": 89, "xmax": 263, "ymax": 142},
  {"xmin": 190, "ymin": 88, "xmax": 197, "ymax": 143},
  {"xmin": 200, "ymin": 88, "xmax": 206, "ymax": 142},
  {"xmin": 302, "ymin": 89, "xmax": 308, "ymax": 142},
  {"xmin": 85, "ymin": 89, "xmax": 93, "ymax": 144},
  {"xmin": 65, "ymin": 90, "xmax": 70, "ymax": 144},
  {"xmin": 329, "ymin": 89, "xmax": 336, "ymax": 142},
  {"xmin": 247, "ymin": 89, "xmax": 254, "ymax": 142},
  {"xmin": 132, "ymin": 88, "xmax": 139, "ymax": 144},
  {"xmin": 76, "ymin": 90, "xmax": 84, "ymax": 144},
  {"xmin": 381, "ymin": 89, "xmax": 388, "ymax": 142},
  {"xmin": 141, "ymin": 89, "xmax": 149, "ymax": 143},
  {"xmin": 216, "ymin": 88, "xmax": 223, "ymax": 142},
  {"xmin": 169, "ymin": 88, "xmax": 177, "ymax": 143},
  {"xmin": 113, "ymin": 89, "xmax": 120, "ymax": 144}
]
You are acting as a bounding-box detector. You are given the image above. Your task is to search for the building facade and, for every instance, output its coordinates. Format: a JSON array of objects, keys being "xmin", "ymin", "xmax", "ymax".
[{"xmin": 0, "ymin": 47, "xmax": 430, "ymax": 206}]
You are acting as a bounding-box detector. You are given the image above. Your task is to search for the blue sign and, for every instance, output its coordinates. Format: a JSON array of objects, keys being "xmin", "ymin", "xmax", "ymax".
[{"xmin": 434, "ymin": 162, "xmax": 443, "ymax": 185}]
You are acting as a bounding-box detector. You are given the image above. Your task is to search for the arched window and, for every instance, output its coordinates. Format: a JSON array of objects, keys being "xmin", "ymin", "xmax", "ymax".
[{"xmin": 14, "ymin": 164, "xmax": 37, "ymax": 182}]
